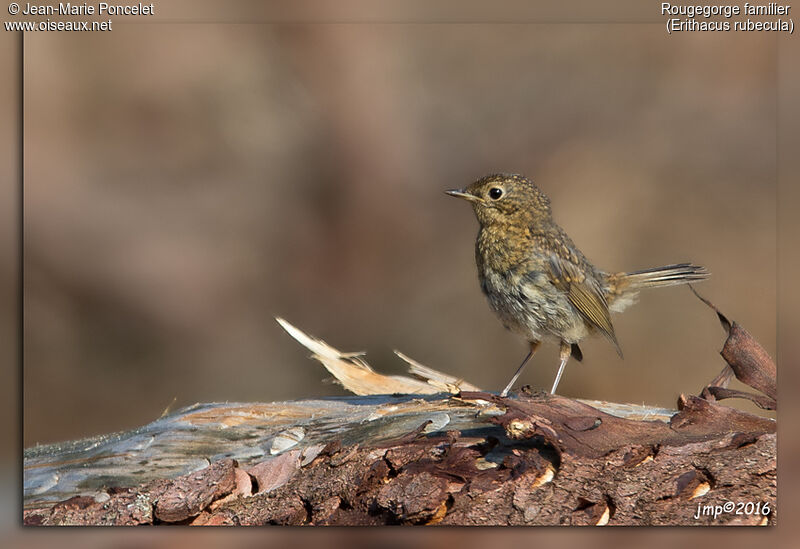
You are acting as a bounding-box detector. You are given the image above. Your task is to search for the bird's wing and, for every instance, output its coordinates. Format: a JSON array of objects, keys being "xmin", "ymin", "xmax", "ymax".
[{"xmin": 545, "ymin": 252, "xmax": 622, "ymax": 357}]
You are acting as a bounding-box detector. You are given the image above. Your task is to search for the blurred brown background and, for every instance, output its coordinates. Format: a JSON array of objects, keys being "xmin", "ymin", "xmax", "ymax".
[{"xmin": 21, "ymin": 21, "xmax": 776, "ymax": 448}]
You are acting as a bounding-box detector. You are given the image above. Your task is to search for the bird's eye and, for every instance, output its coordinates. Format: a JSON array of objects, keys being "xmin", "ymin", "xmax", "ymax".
[{"xmin": 488, "ymin": 187, "xmax": 503, "ymax": 200}]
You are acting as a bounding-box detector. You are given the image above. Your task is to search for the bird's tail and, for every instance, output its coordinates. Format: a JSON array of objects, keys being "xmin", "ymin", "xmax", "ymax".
[
  {"xmin": 618, "ymin": 263, "xmax": 708, "ymax": 289},
  {"xmin": 605, "ymin": 263, "xmax": 708, "ymax": 312}
]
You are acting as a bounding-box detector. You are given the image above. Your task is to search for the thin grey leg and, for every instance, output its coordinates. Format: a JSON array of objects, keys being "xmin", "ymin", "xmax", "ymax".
[
  {"xmin": 550, "ymin": 341, "xmax": 572, "ymax": 394},
  {"xmin": 500, "ymin": 341, "xmax": 541, "ymax": 397}
]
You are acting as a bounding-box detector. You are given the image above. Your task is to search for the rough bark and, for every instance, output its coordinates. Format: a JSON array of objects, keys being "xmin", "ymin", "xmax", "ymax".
[
  {"xmin": 24, "ymin": 391, "xmax": 775, "ymax": 526},
  {"xmin": 24, "ymin": 306, "xmax": 776, "ymax": 526}
]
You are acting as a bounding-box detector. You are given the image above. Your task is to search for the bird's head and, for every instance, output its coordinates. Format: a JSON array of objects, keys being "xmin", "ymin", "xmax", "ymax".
[{"xmin": 446, "ymin": 173, "xmax": 552, "ymax": 228}]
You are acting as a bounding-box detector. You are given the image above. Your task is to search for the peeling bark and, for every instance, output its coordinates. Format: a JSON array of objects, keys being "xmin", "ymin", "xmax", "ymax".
[
  {"xmin": 24, "ymin": 315, "xmax": 776, "ymax": 526},
  {"xmin": 24, "ymin": 392, "xmax": 775, "ymax": 526}
]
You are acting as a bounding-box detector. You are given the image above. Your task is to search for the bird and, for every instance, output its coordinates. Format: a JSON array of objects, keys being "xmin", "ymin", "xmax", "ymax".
[{"xmin": 445, "ymin": 173, "xmax": 708, "ymax": 396}]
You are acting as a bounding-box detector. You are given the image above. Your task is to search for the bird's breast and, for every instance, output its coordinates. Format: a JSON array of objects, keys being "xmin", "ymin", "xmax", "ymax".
[
  {"xmin": 475, "ymin": 224, "xmax": 534, "ymax": 274},
  {"xmin": 475, "ymin": 228, "xmax": 591, "ymax": 344}
]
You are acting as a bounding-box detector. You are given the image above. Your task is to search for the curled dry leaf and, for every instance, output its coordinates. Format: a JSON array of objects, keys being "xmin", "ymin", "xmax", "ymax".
[{"xmin": 689, "ymin": 287, "xmax": 776, "ymax": 409}]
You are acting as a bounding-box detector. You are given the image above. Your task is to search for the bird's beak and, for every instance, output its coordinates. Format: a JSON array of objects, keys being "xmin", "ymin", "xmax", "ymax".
[{"xmin": 445, "ymin": 189, "xmax": 481, "ymax": 202}]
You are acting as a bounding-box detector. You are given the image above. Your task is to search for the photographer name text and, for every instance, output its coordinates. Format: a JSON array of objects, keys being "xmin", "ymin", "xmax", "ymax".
[
  {"xmin": 19, "ymin": 2, "xmax": 153, "ymax": 15},
  {"xmin": 5, "ymin": 1, "xmax": 154, "ymax": 32}
]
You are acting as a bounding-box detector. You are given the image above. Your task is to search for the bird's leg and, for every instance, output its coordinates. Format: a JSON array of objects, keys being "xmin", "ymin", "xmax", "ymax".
[
  {"xmin": 500, "ymin": 341, "xmax": 541, "ymax": 397},
  {"xmin": 550, "ymin": 341, "xmax": 573, "ymax": 394}
]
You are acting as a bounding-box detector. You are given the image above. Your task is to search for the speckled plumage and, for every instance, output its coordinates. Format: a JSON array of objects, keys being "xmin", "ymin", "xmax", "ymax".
[{"xmin": 446, "ymin": 173, "xmax": 708, "ymax": 395}]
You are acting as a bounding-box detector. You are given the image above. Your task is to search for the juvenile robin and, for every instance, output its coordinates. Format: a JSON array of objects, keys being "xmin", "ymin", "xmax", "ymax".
[{"xmin": 446, "ymin": 173, "xmax": 708, "ymax": 396}]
